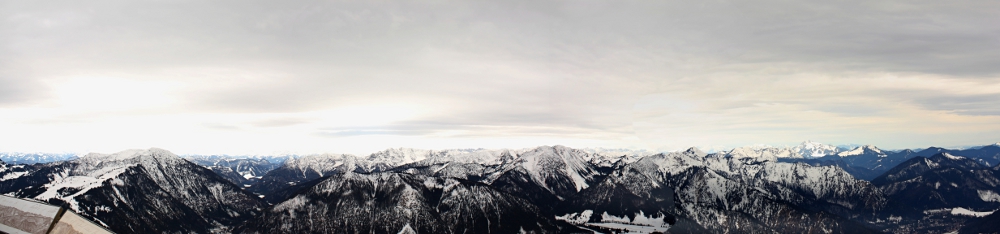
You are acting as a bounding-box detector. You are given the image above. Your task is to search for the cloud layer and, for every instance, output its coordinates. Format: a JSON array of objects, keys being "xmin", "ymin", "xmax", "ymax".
[{"xmin": 2, "ymin": 0, "xmax": 998, "ymax": 154}]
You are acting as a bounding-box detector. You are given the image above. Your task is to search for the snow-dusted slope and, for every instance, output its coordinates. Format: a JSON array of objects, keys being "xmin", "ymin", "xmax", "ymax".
[
  {"xmin": 485, "ymin": 145, "xmax": 606, "ymax": 208},
  {"xmin": 0, "ymin": 148, "xmax": 265, "ymax": 233},
  {"xmin": 0, "ymin": 160, "xmax": 35, "ymax": 186},
  {"xmin": 236, "ymin": 172, "xmax": 575, "ymax": 234}
]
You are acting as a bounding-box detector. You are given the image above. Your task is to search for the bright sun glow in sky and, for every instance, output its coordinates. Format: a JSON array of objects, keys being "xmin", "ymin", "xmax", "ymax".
[{"xmin": 1, "ymin": 1, "xmax": 999, "ymax": 155}]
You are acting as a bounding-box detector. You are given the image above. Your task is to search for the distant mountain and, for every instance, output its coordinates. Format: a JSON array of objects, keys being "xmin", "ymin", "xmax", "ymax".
[
  {"xmin": 782, "ymin": 144, "xmax": 1000, "ymax": 181},
  {"xmin": 725, "ymin": 145, "xmax": 804, "ymax": 161},
  {"xmin": 914, "ymin": 144, "xmax": 1000, "ymax": 167},
  {"xmin": 249, "ymin": 154, "xmax": 371, "ymax": 203},
  {"xmin": 235, "ymin": 172, "xmax": 579, "ymax": 234},
  {"xmin": 183, "ymin": 154, "xmax": 298, "ymax": 165},
  {"xmin": 793, "ymin": 140, "xmax": 845, "ymax": 157},
  {"xmin": 361, "ymin": 148, "xmax": 518, "ymax": 172},
  {"xmin": 186, "ymin": 157, "xmax": 280, "ymax": 187},
  {"xmin": 0, "ymin": 152, "xmax": 78, "ymax": 164},
  {"xmin": 482, "ymin": 146, "xmax": 606, "ymax": 210},
  {"xmin": 871, "ymin": 153, "xmax": 1000, "ymax": 233},
  {"xmin": 720, "ymin": 141, "xmax": 845, "ymax": 162},
  {"xmin": 0, "ymin": 148, "xmax": 266, "ymax": 233}
]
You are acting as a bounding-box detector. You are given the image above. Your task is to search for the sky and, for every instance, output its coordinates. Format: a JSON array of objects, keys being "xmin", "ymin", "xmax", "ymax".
[{"xmin": 1, "ymin": 0, "xmax": 999, "ymax": 155}]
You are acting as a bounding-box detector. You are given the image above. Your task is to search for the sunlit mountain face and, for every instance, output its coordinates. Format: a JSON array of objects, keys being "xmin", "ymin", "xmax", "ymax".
[{"xmin": 1, "ymin": 142, "xmax": 999, "ymax": 233}]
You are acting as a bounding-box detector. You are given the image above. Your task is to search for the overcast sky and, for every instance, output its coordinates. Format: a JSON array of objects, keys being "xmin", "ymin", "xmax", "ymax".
[{"xmin": 2, "ymin": 0, "xmax": 999, "ymax": 155}]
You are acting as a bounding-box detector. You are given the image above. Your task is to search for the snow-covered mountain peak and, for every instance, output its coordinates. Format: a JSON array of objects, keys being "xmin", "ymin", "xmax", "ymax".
[
  {"xmin": 837, "ymin": 144, "xmax": 886, "ymax": 157},
  {"xmin": 366, "ymin": 148, "xmax": 431, "ymax": 165},
  {"xmin": 505, "ymin": 145, "xmax": 601, "ymax": 194},
  {"xmin": 73, "ymin": 148, "xmax": 187, "ymax": 173},
  {"xmin": 725, "ymin": 145, "xmax": 801, "ymax": 161},
  {"xmin": 793, "ymin": 140, "xmax": 842, "ymax": 157},
  {"xmin": 282, "ymin": 154, "xmax": 358, "ymax": 174},
  {"xmin": 684, "ymin": 147, "xmax": 707, "ymax": 157},
  {"xmin": 366, "ymin": 147, "xmax": 513, "ymax": 168}
]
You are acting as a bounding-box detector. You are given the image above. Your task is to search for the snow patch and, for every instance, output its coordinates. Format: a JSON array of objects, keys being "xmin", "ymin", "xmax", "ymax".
[
  {"xmin": 586, "ymin": 223, "xmax": 670, "ymax": 233},
  {"xmin": 555, "ymin": 210, "xmax": 593, "ymax": 224},
  {"xmin": 951, "ymin": 207, "xmax": 995, "ymax": 217},
  {"xmin": 598, "ymin": 211, "xmax": 669, "ymax": 228},
  {"xmin": 0, "ymin": 171, "xmax": 27, "ymax": 181},
  {"xmin": 397, "ymin": 224, "xmax": 416, "ymax": 234},
  {"xmin": 942, "ymin": 153, "xmax": 965, "ymax": 160},
  {"xmin": 978, "ymin": 190, "xmax": 1000, "ymax": 202}
]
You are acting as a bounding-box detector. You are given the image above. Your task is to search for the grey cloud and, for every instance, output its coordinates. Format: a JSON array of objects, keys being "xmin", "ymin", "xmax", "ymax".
[
  {"xmin": 907, "ymin": 93, "xmax": 1000, "ymax": 116},
  {"xmin": 4, "ymin": 0, "xmax": 1000, "ymax": 151}
]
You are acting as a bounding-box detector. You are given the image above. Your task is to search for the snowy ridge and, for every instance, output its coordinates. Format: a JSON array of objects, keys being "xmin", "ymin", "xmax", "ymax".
[
  {"xmin": 725, "ymin": 145, "xmax": 803, "ymax": 161},
  {"xmin": 579, "ymin": 148, "xmax": 654, "ymax": 167},
  {"xmin": 942, "ymin": 152, "xmax": 965, "ymax": 160},
  {"xmin": 365, "ymin": 148, "xmax": 516, "ymax": 169},
  {"xmin": 793, "ymin": 140, "xmax": 843, "ymax": 157},
  {"xmin": 838, "ymin": 145, "xmax": 886, "ymax": 157}
]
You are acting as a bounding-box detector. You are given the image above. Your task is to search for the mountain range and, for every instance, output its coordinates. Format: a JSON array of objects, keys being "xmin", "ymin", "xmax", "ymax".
[{"xmin": 2, "ymin": 142, "xmax": 1000, "ymax": 233}]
